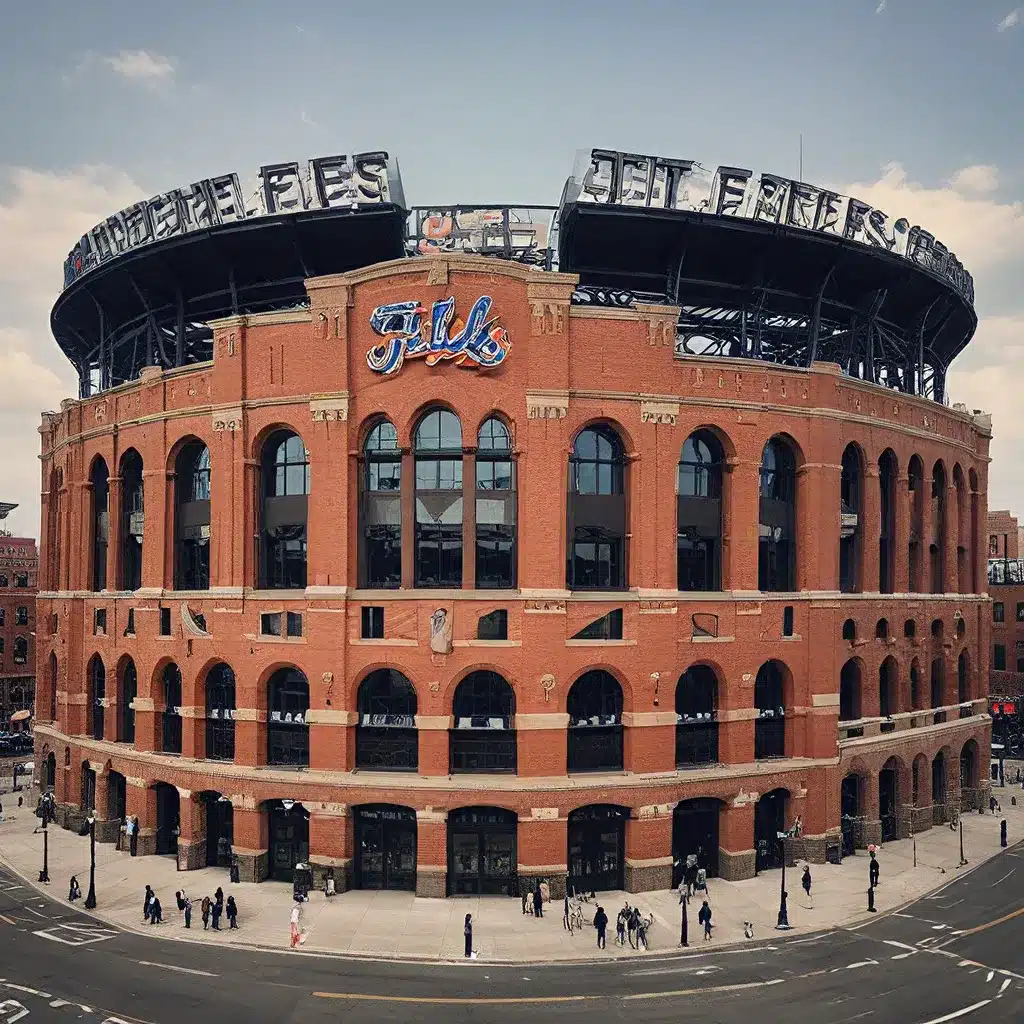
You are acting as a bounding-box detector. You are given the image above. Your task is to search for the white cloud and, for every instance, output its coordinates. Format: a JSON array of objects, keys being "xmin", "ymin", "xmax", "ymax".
[
  {"xmin": 876, "ymin": 1, "xmax": 888, "ymax": 13},
  {"xmin": 103, "ymin": 49, "xmax": 175, "ymax": 84},
  {"xmin": 997, "ymin": 8, "xmax": 1021, "ymax": 32},
  {"xmin": 949, "ymin": 164, "xmax": 999, "ymax": 195},
  {"xmin": 0, "ymin": 165, "xmax": 146, "ymax": 539}
]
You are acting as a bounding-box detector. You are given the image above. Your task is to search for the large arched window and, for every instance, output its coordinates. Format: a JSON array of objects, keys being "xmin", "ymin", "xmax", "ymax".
[
  {"xmin": 839, "ymin": 659, "xmax": 862, "ymax": 722},
  {"xmin": 360, "ymin": 419, "xmax": 402, "ymax": 588},
  {"xmin": 174, "ymin": 440, "xmax": 211, "ymax": 590},
  {"xmin": 48, "ymin": 651, "xmax": 58, "ymax": 722},
  {"xmin": 87, "ymin": 656, "xmax": 105, "ymax": 741},
  {"xmin": 356, "ymin": 669, "xmax": 418, "ymax": 771},
  {"xmin": 908, "ymin": 455, "xmax": 924, "ymax": 592},
  {"xmin": 930, "ymin": 657, "xmax": 945, "ymax": 724},
  {"xmin": 675, "ymin": 666, "xmax": 718, "ymax": 766},
  {"xmin": 931, "ymin": 461, "xmax": 947, "ymax": 594},
  {"xmin": 90, "ymin": 457, "xmax": 109, "ymax": 592},
  {"xmin": 839, "ymin": 444, "xmax": 863, "ymax": 593},
  {"xmin": 953, "ymin": 465, "xmax": 967, "ymax": 593},
  {"xmin": 958, "ymin": 650, "xmax": 970, "ymax": 707},
  {"xmin": 205, "ymin": 663, "xmax": 236, "ymax": 762},
  {"xmin": 260, "ymin": 431, "xmax": 309, "ymax": 589},
  {"xmin": 120, "ymin": 449, "xmax": 144, "ymax": 591},
  {"xmin": 754, "ymin": 660, "xmax": 787, "ymax": 758},
  {"xmin": 13, "ymin": 636, "xmax": 28, "ymax": 663},
  {"xmin": 567, "ymin": 670, "xmax": 624, "ymax": 773},
  {"xmin": 567, "ymin": 425, "xmax": 627, "ymax": 590},
  {"xmin": 267, "ymin": 667, "xmax": 309, "ymax": 766},
  {"xmin": 450, "ymin": 671, "xmax": 516, "ymax": 773},
  {"xmin": 677, "ymin": 431, "xmax": 723, "ymax": 591},
  {"xmin": 878, "ymin": 450, "xmax": 897, "ymax": 593},
  {"xmin": 879, "ymin": 657, "xmax": 898, "ymax": 723},
  {"xmin": 758, "ymin": 438, "xmax": 796, "ymax": 591},
  {"xmin": 414, "ymin": 409, "xmax": 463, "ymax": 588},
  {"xmin": 476, "ymin": 417, "xmax": 516, "ymax": 588},
  {"xmin": 161, "ymin": 662, "xmax": 183, "ymax": 754},
  {"xmin": 119, "ymin": 658, "xmax": 137, "ymax": 743}
]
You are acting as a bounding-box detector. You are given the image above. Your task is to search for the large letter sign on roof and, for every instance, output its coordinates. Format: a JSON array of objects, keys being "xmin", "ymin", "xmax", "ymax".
[{"xmin": 366, "ymin": 296, "xmax": 511, "ymax": 375}]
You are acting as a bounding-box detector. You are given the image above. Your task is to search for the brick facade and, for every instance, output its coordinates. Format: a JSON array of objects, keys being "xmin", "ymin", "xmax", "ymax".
[
  {"xmin": 33, "ymin": 256, "xmax": 992, "ymax": 897},
  {"xmin": 0, "ymin": 536, "xmax": 37, "ymax": 727}
]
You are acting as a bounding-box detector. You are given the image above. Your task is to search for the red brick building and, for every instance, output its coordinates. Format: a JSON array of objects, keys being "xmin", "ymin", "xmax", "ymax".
[
  {"xmin": 32, "ymin": 254, "xmax": 993, "ymax": 896},
  {"xmin": 0, "ymin": 527, "xmax": 38, "ymax": 730},
  {"xmin": 987, "ymin": 510, "xmax": 1024, "ymax": 700}
]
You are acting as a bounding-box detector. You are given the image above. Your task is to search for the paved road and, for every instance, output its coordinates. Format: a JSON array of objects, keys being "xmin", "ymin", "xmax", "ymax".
[{"xmin": 0, "ymin": 846, "xmax": 1022, "ymax": 1024}]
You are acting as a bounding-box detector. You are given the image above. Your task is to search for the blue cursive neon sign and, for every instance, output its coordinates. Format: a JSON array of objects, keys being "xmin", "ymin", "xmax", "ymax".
[{"xmin": 366, "ymin": 295, "xmax": 511, "ymax": 375}]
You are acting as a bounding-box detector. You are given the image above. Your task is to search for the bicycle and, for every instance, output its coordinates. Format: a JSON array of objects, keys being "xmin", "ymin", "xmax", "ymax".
[
  {"xmin": 566, "ymin": 898, "xmax": 585, "ymax": 933},
  {"xmin": 635, "ymin": 913, "xmax": 654, "ymax": 950}
]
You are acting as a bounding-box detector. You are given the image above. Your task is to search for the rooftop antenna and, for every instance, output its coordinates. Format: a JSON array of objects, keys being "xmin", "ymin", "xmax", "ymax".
[{"xmin": 799, "ymin": 134, "xmax": 804, "ymax": 182}]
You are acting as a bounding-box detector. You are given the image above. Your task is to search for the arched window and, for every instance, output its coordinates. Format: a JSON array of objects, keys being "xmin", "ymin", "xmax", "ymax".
[
  {"xmin": 910, "ymin": 658, "xmax": 922, "ymax": 710},
  {"xmin": 205, "ymin": 663, "xmax": 236, "ymax": 762},
  {"xmin": 930, "ymin": 657, "xmax": 945, "ymax": 723},
  {"xmin": 908, "ymin": 455, "xmax": 924, "ymax": 592},
  {"xmin": 260, "ymin": 431, "xmax": 310, "ymax": 589},
  {"xmin": 161, "ymin": 663, "xmax": 183, "ymax": 754},
  {"xmin": 842, "ymin": 618, "xmax": 856, "ymax": 642},
  {"xmin": 879, "ymin": 657, "xmax": 897, "ymax": 721},
  {"xmin": 267, "ymin": 667, "xmax": 309, "ymax": 766},
  {"xmin": 476, "ymin": 417, "xmax": 516, "ymax": 588},
  {"xmin": 675, "ymin": 666, "xmax": 718, "ymax": 766},
  {"xmin": 875, "ymin": 618, "xmax": 889, "ymax": 639},
  {"xmin": 839, "ymin": 445, "xmax": 862, "ymax": 593},
  {"xmin": 90, "ymin": 457, "xmax": 109, "ymax": 591},
  {"xmin": 356, "ymin": 669, "xmax": 418, "ymax": 771},
  {"xmin": 120, "ymin": 449, "xmax": 144, "ymax": 591},
  {"xmin": 904, "ymin": 619, "xmax": 916, "ymax": 639},
  {"xmin": 754, "ymin": 660, "xmax": 787, "ymax": 758},
  {"xmin": 957, "ymin": 650, "xmax": 970, "ymax": 706},
  {"xmin": 878, "ymin": 450, "xmax": 898, "ymax": 593},
  {"xmin": 13, "ymin": 636, "xmax": 28, "ymax": 663},
  {"xmin": 677, "ymin": 430, "xmax": 723, "ymax": 591},
  {"xmin": 360, "ymin": 420, "xmax": 402, "ymax": 588},
  {"xmin": 931, "ymin": 461, "xmax": 947, "ymax": 594},
  {"xmin": 758, "ymin": 438, "xmax": 796, "ymax": 591},
  {"xmin": 414, "ymin": 409, "xmax": 464, "ymax": 588},
  {"xmin": 567, "ymin": 425, "xmax": 627, "ymax": 590},
  {"xmin": 119, "ymin": 659, "xmax": 137, "ymax": 743},
  {"xmin": 839, "ymin": 660, "xmax": 862, "ymax": 722},
  {"xmin": 567, "ymin": 670, "xmax": 624, "ymax": 773},
  {"xmin": 953, "ymin": 465, "xmax": 967, "ymax": 593},
  {"xmin": 450, "ymin": 671, "xmax": 516, "ymax": 773},
  {"xmin": 174, "ymin": 441, "xmax": 211, "ymax": 590},
  {"xmin": 87, "ymin": 656, "xmax": 105, "ymax": 741},
  {"xmin": 48, "ymin": 651, "xmax": 58, "ymax": 722}
]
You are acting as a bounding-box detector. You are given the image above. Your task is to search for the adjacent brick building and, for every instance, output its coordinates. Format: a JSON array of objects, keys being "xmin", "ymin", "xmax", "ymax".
[
  {"xmin": 34, "ymin": 256, "xmax": 992, "ymax": 897},
  {"xmin": 987, "ymin": 510, "xmax": 1024, "ymax": 701},
  {"xmin": 0, "ymin": 531, "xmax": 37, "ymax": 730}
]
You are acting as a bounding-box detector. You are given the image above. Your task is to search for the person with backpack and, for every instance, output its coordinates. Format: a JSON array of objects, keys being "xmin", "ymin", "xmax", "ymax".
[
  {"xmin": 593, "ymin": 906, "xmax": 608, "ymax": 949},
  {"xmin": 698, "ymin": 899, "xmax": 712, "ymax": 941},
  {"xmin": 226, "ymin": 895, "xmax": 238, "ymax": 929},
  {"xmin": 201, "ymin": 895, "xmax": 212, "ymax": 930},
  {"xmin": 616, "ymin": 905, "xmax": 628, "ymax": 945}
]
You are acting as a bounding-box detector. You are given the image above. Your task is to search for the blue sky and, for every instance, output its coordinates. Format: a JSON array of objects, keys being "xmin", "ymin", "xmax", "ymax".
[{"xmin": 1, "ymin": 0, "xmax": 1023, "ymax": 538}]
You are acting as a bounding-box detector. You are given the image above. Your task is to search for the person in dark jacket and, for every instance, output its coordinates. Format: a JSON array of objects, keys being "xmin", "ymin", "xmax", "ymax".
[
  {"xmin": 150, "ymin": 896, "xmax": 163, "ymax": 924},
  {"xmin": 522, "ymin": 887, "xmax": 530, "ymax": 915},
  {"xmin": 226, "ymin": 896, "xmax": 238, "ymax": 929},
  {"xmin": 143, "ymin": 885, "xmax": 154, "ymax": 921},
  {"xmin": 802, "ymin": 865, "xmax": 812, "ymax": 900},
  {"xmin": 698, "ymin": 900, "xmax": 712, "ymax": 941},
  {"xmin": 201, "ymin": 895, "xmax": 212, "ymax": 930},
  {"xmin": 68, "ymin": 876, "xmax": 81, "ymax": 902},
  {"xmin": 593, "ymin": 906, "xmax": 608, "ymax": 949},
  {"xmin": 533, "ymin": 886, "xmax": 543, "ymax": 918},
  {"xmin": 464, "ymin": 913, "xmax": 473, "ymax": 958},
  {"xmin": 869, "ymin": 850, "xmax": 880, "ymax": 887},
  {"xmin": 183, "ymin": 894, "xmax": 192, "ymax": 929}
]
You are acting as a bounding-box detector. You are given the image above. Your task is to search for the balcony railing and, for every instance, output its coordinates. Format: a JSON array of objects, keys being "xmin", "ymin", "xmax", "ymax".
[
  {"xmin": 839, "ymin": 699, "xmax": 987, "ymax": 743},
  {"xmin": 675, "ymin": 720, "xmax": 719, "ymax": 767},
  {"xmin": 754, "ymin": 716, "xmax": 786, "ymax": 759},
  {"xmin": 449, "ymin": 727, "xmax": 516, "ymax": 774},
  {"xmin": 567, "ymin": 725, "xmax": 624, "ymax": 773}
]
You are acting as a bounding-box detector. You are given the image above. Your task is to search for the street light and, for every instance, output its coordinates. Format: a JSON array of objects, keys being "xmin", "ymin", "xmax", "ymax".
[
  {"xmin": 775, "ymin": 832, "xmax": 791, "ymax": 930},
  {"xmin": 958, "ymin": 818, "xmax": 968, "ymax": 867},
  {"xmin": 37, "ymin": 803, "xmax": 50, "ymax": 884},
  {"xmin": 84, "ymin": 814, "xmax": 97, "ymax": 909},
  {"xmin": 679, "ymin": 887, "xmax": 689, "ymax": 947}
]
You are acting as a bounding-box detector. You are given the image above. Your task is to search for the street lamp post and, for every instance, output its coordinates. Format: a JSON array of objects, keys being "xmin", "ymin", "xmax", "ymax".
[
  {"xmin": 84, "ymin": 815, "xmax": 97, "ymax": 909},
  {"xmin": 680, "ymin": 889, "xmax": 689, "ymax": 947},
  {"xmin": 958, "ymin": 819, "xmax": 967, "ymax": 867},
  {"xmin": 38, "ymin": 810, "xmax": 50, "ymax": 884},
  {"xmin": 775, "ymin": 836, "xmax": 791, "ymax": 930}
]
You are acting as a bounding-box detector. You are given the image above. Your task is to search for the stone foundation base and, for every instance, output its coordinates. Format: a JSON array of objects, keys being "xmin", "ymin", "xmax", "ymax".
[
  {"xmin": 718, "ymin": 848, "xmax": 756, "ymax": 881},
  {"xmin": 862, "ymin": 819, "xmax": 882, "ymax": 846},
  {"xmin": 625, "ymin": 860, "xmax": 672, "ymax": 894},
  {"xmin": 415, "ymin": 867, "xmax": 446, "ymax": 899},
  {"xmin": 234, "ymin": 849, "xmax": 269, "ymax": 883},
  {"xmin": 176, "ymin": 838, "xmax": 206, "ymax": 871},
  {"xmin": 909, "ymin": 807, "xmax": 934, "ymax": 834},
  {"xmin": 784, "ymin": 833, "xmax": 841, "ymax": 866},
  {"xmin": 135, "ymin": 831, "xmax": 157, "ymax": 857},
  {"xmin": 310, "ymin": 859, "xmax": 352, "ymax": 893},
  {"xmin": 519, "ymin": 868, "xmax": 567, "ymax": 900},
  {"xmin": 93, "ymin": 818, "xmax": 122, "ymax": 844}
]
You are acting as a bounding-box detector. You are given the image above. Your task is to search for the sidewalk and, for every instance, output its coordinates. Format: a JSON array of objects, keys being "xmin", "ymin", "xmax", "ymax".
[{"xmin": 1, "ymin": 786, "xmax": 1021, "ymax": 962}]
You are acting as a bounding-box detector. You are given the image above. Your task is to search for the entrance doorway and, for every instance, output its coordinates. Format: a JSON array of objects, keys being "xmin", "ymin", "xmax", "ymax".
[
  {"xmin": 672, "ymin": 798, "xmax": 721, "ymax": 886},
  {"xmin": 879, "ymin": 760, "xmax": 899, "ymax": 842},
  {"xmin": 841, "ymin": 774, "xmax": 863, "ymax": 855},
  {"xmin": 355, "ymin": 805, "xmax": 417, "ymax": 891},
  {"xmin": 755, "ymin": 788, "xmax": 788, "ymax": 872},
  {"xmin": 268, "ymin": 801, "xmax": 310, "ymax": 881},
  {"xmin": 107, "ymin": 772, "xmax": 126, "ymax": 824},
  {"xmin": 447, "ymin": 807, "xmax": 517, "ymax": 896},
  {"xmin": 81, "ymin": 764, "xmax": 96, "ymax": 812},
  {"xmin": 154, "ymin": 783, "xmax": 180, "ymax": 856},
  {"xmin": 203, "ymin": 792, "xmax": 234, "ymax": 867},
  {"xmin": 567, "ymin": 805, "xmax": 627, "ymax": 893},
  {"xmin": 932, "ymin": 752, "xmax": 948, "ymax": 822},
  {"xmin": 44, "ymin": 752, "xmax": 56, "ymax": 790}
]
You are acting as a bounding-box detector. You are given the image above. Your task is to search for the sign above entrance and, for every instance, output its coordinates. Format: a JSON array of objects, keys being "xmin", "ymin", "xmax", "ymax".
[{"xmin": 366, "ymin": 296, "xmax": 511, "ymax": 376}]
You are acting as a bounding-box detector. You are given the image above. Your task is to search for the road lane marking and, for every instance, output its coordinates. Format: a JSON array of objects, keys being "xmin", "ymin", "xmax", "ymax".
[
  {"xmin": 0, "ymin": 916, "xmax": 16, "ymax": 926},
  {"xmin": 627, "ymin": 965, "xmax": 722, "ymax": 977},
  {"xmin": 137, "ymin": 961, "xmax": 218, "ymax": 977},
  {"xmin": 998, "ymin": 979, "xmax": 1011, "ymax": 997},
  {"xmin": 916, "ymin": 1000, "xmax": 990, "ymax": 1024},
  {"xmin": 623, "ymin": 979, "xmax": 784, "ymax": 1001},
  {"xmin": 989, "ymin": 869, "xmax": 1015, "ymax": 887},
  {"xmin": 953, "ymin": 904, "xmax": 1024, "ymax": 938},
  {"xmin": 883, "ymin": 940, "xmax": 917, "ymax": 952}
]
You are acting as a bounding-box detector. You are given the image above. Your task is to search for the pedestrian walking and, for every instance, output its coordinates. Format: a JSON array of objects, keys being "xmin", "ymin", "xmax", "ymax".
[
  {"xmin": 212, "ymin": 889, "xmax": 224, "ymax": 931},
  {"xmin": 593, "ymin": 906, "xmax": 608, "ymax": 949},
  {"xmin": 175, "ymin": 890, "xmax": 185, "ymax": 915},
  {"xmin": 226, "ymin": 896, "xmax": 238, "ymax": 929},
  {"xmin": 201, "ymin": 895, "xmax": 212, "ymax": 930},
  {"xmin": 127, "ymin": 816, "xmax": 138, "ymax": 857},
  {"xmin": 533, "ymin": 885, "xmax": 543, "ymax": 918},
  {"xmin": 636, "ymin": 913, "xmax": 650, "ymax": 951},
  {"xmin": 143, "ymin": 885, "xmax": 154, "ymax": 921},
  {"xmin": 802, "ymin": 864, "xmax": 812, "ymax": 901},
  {"xmin": 869, "ymin": 850, "xmax": 880, "ymax": 887},
  {"xmin": 628, "ymin": 906, "xmax": 641, "ymax": 949},
  {"xmin": 562, "ymin": 894, "xmax": 570, "ymax": 930},
  {"xmin": 464, "ymin": 913, "xmax": 473, "ymax": 958},
  {"xmin": 290, "ymin": 902, "xmax": 303, "ymax": 947},
  {"xmin": 522, "ymin": 887, "xmax": 530, "ymax": 916},
  {"xmin": 616, "ymin": 905, "xmax": 628, "ymax": 946},
  {"xmin": 698, "ymin": 900, "xmax": 712, "ymax": 941},
  {"xmin": 68, "ymin": 876, "xmax": 81, "ymax": 902},
  {"xmin": 183, "ymin": 894, "xmax": 192, "ymax": 929},
  {"xmin": 150, "ymin": 896, "xmax": 163, "ymax": 924}
]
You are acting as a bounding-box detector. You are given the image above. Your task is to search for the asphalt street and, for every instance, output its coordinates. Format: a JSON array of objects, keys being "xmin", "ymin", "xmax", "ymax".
[{"xmin": 0, "ymin": 843, "xmax": 1022, "ymax": 1024}]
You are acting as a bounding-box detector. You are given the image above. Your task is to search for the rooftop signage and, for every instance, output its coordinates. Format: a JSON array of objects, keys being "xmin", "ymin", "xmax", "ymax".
[
  {"xmin": 566, "ymin": 149, "xmax": 974, "ymax": 306},
  {"xmin": 62, "ymin": 152, "xmax": 404, "ymax": 289},
  {"xmin": 366, "ymin": 296, "xmax": 511, "ymax": 376}
]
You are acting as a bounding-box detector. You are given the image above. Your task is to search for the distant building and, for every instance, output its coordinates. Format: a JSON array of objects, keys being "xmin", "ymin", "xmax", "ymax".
[
  {"xmin": 0, "ymin": 504, "xmax": 37, "ymax": 731},
  {"xmin": 987, "ymin": 510, "xmax": 1024, "ymax": 701}
]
